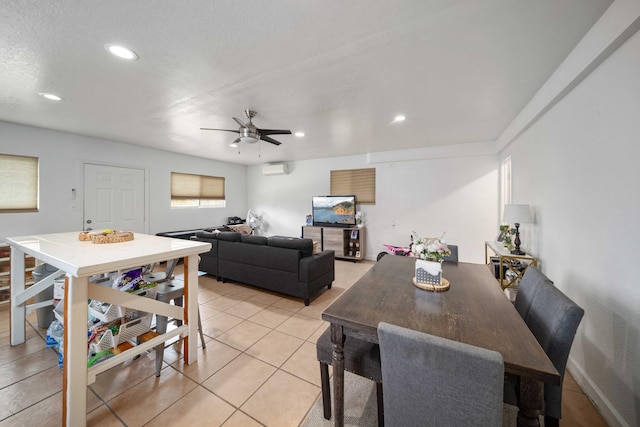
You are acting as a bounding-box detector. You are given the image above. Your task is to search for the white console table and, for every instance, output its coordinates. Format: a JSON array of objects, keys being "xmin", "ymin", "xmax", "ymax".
[{"xmin": 7, "ymin": 232, "xmax": 211, "ymax": 427}]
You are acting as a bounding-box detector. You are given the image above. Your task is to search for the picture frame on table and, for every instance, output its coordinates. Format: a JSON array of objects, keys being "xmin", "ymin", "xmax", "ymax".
[{"xmin": 496, "ymin": 230, "xmax": 507, "ymax": 242}]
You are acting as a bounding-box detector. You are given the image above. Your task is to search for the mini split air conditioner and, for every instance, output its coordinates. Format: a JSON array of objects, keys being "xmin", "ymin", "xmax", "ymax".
[{"xmin": 262, "ymin": 163, "xmax": 289, "ymax": 176}]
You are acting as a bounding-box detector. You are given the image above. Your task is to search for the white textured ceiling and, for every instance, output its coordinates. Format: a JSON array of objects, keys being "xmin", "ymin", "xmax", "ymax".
[{"xmin": 0, "ymin": 1, "xmax": 611, "ymax": 165}]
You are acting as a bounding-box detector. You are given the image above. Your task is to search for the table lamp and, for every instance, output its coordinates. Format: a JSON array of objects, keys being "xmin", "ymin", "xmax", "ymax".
[{"xmin": 502, "ymin": 204, "xmax": 532, "ymax": 255}]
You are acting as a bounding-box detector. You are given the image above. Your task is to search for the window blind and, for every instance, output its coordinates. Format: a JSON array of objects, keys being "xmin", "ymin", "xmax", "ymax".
[
  {"xmin": 330, "ymin": 168, "xmax": 376, "ymax": 204},
  {"xmin": 0, "ymin": 154, "xmax": 39, "ymax": 212},
  {"xmin": 171, "ymin": 172, "xmax": 225, "ymax": 200}
]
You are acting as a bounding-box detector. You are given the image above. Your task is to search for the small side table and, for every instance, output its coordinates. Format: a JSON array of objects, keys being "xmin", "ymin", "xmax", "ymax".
[{"xmin": 484, "ymin": 241, "xmax": 538, "ymax": 290}]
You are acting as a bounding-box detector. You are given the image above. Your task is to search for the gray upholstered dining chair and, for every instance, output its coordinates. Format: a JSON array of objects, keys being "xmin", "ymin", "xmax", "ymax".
[
  {"xmin": 513, "ymin": 265, "xmax": 553, "ymax": 321},
  {"xmin": 507, "ymin": 278, "xmax": 585, "ymax": 427},
  {"xmin": 316, "ymin": 326, "xmax": 384, "ymax": 426},
  {"xmin": 378, "ymin": 322, "xmax": 504, "ymax": 427},
  {"xmin": 443, "ymin": 244, "xmax": 458, "ymax": 264}
]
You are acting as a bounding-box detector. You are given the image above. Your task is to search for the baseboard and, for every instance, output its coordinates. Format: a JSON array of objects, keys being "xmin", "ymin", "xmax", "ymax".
[{"xmin": 567, "ymin": 357, "xmax": 629, "ymax": 427}]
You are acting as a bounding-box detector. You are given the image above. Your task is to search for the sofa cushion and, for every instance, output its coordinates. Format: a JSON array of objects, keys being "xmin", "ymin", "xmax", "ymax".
[
  {"xmin": 216, "ymin": 231, "xmax": 243, "ymax": 242},
  {"xmin": 220, "ymin": 242, "xmax": 299, "ymax": 273},
  {"xmin": 242, "ymin": 235, "xmax": 268, "ymax": 245},
  {"xmin": 268, "ymin": 237, "xmax": 314, "ymax": 258}
]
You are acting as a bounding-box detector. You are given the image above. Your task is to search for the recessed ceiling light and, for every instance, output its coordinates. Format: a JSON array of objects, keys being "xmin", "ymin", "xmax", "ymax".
[
  {"xmin": 393, "ymin": 115, "xmax": 406, "ymax": 123},
  {"xmin": 295, "ymin": 132, "xmax": 305, "ymax": 137},
  {"xmin": 39, "ymin": 92, "xmax": 62, "ymax": 101},
  {"xmin": 105, "ymin": 44, "xmax": 138, "ymax": 60}
]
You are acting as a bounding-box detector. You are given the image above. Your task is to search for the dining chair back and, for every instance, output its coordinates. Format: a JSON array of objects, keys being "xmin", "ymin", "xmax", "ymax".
[
  {"xmin": 523, "ymin": 281, "xmax": 584, "ymax": 425},
  {"xmin": 514, "ymin": 266, "xmax": 553, "ymax": 321},
  {"xmin": 378, "ymin": 322, "xmax": 504, "ymax": 427},
  {"xmin": 443, "ymin": 244, "xmax": 459, "ymax": 264}
]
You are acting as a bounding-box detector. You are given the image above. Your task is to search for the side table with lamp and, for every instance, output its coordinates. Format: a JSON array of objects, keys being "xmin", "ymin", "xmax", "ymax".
[{"xmin": 485, "ymin": 204, "xmax": 539, "ymax": 297}]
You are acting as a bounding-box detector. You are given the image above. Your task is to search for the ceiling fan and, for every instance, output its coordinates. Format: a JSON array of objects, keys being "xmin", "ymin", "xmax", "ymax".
[{"xmin": 200, "ymin": 109, "xmax": 291, "ymax": 146}]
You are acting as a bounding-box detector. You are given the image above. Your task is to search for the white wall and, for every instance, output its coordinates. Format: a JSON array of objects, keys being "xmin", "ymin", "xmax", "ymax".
[
  {"xmin": 0, "ymin": 121, "xmax": 247, "ymax": 240},
  {"xmin": 247, "ymin": 152, "xmax": 498, "ymax": 264},
  {"xmin": 1, "ymin": 119, "xmax": 498, "ymax": 265},
  {"xmin": 503, "ymin": 28, "xmax": 640, "ymax": 427}
]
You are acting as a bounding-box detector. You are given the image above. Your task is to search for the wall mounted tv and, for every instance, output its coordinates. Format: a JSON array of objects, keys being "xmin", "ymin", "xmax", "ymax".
[{"xmin": 312, "ymin": 195, "xmax": 356, "ymax": 227}]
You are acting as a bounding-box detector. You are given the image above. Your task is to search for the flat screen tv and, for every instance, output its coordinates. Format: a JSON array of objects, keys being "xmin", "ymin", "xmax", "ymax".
[{"xmin": 312, "ymin": 195, "xmax": 356, "ymax": 227}]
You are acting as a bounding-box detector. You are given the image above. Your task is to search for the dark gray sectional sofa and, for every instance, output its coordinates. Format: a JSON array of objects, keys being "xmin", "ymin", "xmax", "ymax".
[{"xmin": 192, "ymin": 231, "xmax": 335, "ymax": 305}]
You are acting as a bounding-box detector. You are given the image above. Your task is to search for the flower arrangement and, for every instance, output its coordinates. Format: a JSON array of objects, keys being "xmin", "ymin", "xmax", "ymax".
[
  {"xmin": 410, "ymin": 232, "xmax": 451, "ymax": 263},
  {"xmin": 355, "ymin": 211, "xmax": 364, "ymax": 226}
]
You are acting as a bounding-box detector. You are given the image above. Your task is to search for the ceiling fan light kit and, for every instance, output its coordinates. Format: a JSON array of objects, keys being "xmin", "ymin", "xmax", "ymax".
[{"xmin": 239, "ymin": 127, "xmax": 259, "ymax": 144}]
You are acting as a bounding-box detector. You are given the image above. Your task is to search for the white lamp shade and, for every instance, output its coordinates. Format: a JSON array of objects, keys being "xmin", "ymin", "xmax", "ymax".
[{"xmin": 502, "ymin": 204, "xmax": 532, "ymax": 224}]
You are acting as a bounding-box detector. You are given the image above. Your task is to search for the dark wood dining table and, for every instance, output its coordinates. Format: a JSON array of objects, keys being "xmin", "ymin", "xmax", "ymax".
[{"xmin": 322, "ymin": 255, "xmax": 560, "ymax": 427}]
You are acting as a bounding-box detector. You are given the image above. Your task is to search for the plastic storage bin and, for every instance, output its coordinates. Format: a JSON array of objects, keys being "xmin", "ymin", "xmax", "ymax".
[{"xmin": 88, "ymin": 285, "xmax": 157, "ymax": 353}]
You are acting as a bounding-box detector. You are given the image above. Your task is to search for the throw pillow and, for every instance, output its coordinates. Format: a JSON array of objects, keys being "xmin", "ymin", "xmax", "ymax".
[{"xmin": 227, "ymin": 224, "xmax": 253, "ymax": 235}]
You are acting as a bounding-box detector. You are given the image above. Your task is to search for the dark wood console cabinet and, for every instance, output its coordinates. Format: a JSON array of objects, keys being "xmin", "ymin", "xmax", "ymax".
[{"xmin": 302, "ymin": 226, "xmax": 365, "ymax": 261}]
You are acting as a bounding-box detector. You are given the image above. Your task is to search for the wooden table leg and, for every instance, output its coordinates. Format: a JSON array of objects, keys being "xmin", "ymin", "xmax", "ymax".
[
  {"xmin": 517, "ymin": 376, "xmax": 543, "ymax": 427},
  {"xmin": 184, "ymin": 254, "xmax": 199, "ymax": 364},
  {"xmin": 330, "ymin": 324, "xmax": 345, "ymax": 427}
]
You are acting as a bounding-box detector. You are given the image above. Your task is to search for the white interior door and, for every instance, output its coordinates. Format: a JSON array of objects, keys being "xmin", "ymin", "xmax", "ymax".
[{"xmin": 83, "ymin": 164, "xmax": 146, "ymax": 233}]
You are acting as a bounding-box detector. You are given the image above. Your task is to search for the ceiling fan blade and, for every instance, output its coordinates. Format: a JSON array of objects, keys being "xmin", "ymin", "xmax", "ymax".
[
  {"xmin": 260, "ymin": 135, "xmax": 282, "ymax": 146},
  {"xmin": 233, "ymin": 117, "xmax": 248, "ymax": 128},
  {"xmin": 200, "ymin": 128, "xmax": 240, "ymax": 134},
  {"xmin": 257, "ymin": 128, "xmax": 292, "ymax": 136}
]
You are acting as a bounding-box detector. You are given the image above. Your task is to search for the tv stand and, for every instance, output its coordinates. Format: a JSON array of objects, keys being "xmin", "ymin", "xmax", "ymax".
[{"xmin": 302, "ymin": 226, "xmax": 365, "ymax": 261}]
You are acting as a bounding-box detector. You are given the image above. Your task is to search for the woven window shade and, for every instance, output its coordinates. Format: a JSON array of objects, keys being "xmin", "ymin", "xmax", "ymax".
[
  {"xmin": 330, "ymin": 168, "xmax": 376, "ymax": 204},
  {"xmin": 171, "ymin": 172, "xmax": 225, "ymax": 200},
  {"xmin": 0, "ymin": 154, "xmax": 39, "ymax": 212}
]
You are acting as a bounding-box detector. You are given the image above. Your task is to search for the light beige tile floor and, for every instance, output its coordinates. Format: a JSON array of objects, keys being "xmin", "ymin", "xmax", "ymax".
[{"xmin": 0, "ymin": 260, "xmax": 608, "ymax": 426}]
